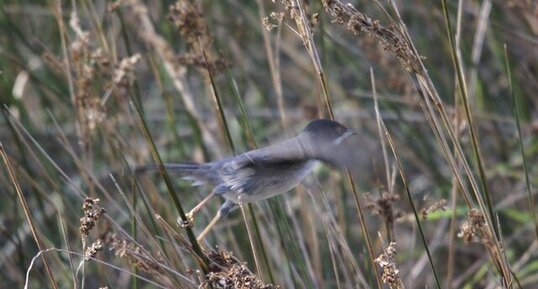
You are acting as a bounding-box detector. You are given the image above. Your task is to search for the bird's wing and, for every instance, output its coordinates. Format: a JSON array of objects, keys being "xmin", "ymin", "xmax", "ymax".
[
  {"xmin": 235, "ymin": 136, "xmax": 358, "ymax": 168},
  {"xmin": 213, "ymin": 138, "xmax": 311, "ymax": 193},
  {"xmin": 254, "ymin": 134, "xmax": 361, "ymax": 170},
  {"xmin": 240, "ymin": 137, "xmax": 309, "ymax": 163}
]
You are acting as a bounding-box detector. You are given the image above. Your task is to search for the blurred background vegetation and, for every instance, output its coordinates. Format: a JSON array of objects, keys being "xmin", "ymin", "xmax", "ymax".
[{"xmin": 1, "ymin": 0, "xmax": 537, "ymax": 288}]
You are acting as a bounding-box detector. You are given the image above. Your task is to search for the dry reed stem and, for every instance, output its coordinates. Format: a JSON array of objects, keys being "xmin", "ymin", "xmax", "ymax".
[
  {"xmin": 122, "ymin": 0, "xmax": 220, "ymax": 156},
  {"xmin": 274, "ymin": 0, "xmax": 334, "ymax": 119},
  {"xmin": 0, "ymin": 143, "xmax": 59, "ymax": 289},
  {"xmin": 260, "ymin": 1, "xmax": 288, "ymax": 126}
]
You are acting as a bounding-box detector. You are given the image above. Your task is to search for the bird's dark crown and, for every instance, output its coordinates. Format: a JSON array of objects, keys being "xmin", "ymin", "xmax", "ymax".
[{"xmin": 302, "ymin": 119, "xmax": 349, "ymax": 141}]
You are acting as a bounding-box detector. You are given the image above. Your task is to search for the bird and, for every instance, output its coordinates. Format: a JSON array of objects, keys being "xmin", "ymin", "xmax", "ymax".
[{"xmin": 137, "ymin": 119, "xmax": 359, "ymax": 241}]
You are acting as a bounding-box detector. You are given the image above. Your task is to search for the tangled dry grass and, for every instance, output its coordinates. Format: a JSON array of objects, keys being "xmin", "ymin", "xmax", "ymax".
[{"xmin": 1, "ymin": 0, "xmax": 536, "ymax": 288}]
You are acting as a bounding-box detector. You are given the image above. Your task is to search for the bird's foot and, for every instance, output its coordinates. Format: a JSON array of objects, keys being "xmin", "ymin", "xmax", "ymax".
[
  {"xmin": 177, "ymin": 191, "xmax": 216, "ymax": 230},
  {"xmin": 177, "ymin": 212, "xmax": 194, "ymax": 228}
]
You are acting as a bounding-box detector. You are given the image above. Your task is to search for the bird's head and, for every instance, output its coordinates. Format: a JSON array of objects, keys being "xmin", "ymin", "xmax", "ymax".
[{"xmin": 301, "ymin": 119, "xmax": 356, "ymax": 146}]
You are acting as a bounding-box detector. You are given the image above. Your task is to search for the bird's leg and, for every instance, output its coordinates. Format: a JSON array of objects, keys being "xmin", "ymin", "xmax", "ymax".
[
  {"xmin": 196, "ymin": 210, "xmax": 222, "ymax": 242},
  {"xmin": 178, "ymin": 191, "xmax": 216, "ymax": 228},
  {"xmin": 187, "ymin": 191, "xmax": 216, "ymax": 220},
  {"xmin": 196, "ymin": 200, "xmax": 238, "ymax": 242}
]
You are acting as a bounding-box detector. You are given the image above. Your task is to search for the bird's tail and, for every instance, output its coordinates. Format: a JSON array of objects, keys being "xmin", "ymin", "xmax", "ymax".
[
  {"xmin": 135, "ymin": 162, "xmax": 214, "ymax": 186},
  {"xmin": 135, "ymin": 162, "xmax": 202, "ymax": 173}
]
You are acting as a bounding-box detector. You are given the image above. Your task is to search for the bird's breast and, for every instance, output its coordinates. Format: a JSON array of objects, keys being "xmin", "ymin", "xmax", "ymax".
[{"xmin": 219, "ymin": 160, "xmax": 316, "ymax": 203}]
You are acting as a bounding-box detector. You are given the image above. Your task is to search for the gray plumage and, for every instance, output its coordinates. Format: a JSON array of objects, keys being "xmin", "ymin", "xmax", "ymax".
[{"xmin": 137, "ymin": 119, "xmax": 358, "ymax": 217}]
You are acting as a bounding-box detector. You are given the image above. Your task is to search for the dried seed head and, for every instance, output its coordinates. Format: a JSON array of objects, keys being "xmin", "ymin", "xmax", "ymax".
[
  {"xmin": 200, "ymin": 249, "xmax": 278, "ymax": 289},
  {"xmin": 420, "ymin": 198, "xmax": 448, "ymax": 220},
  {"xmin": 105, "ymin": 234, "xmax": 168, "ymax": 277},
  {"xmin": 458, "ymin": 209, "xmax": 492, "ymax": 246},
  {"xmin": 271, "ymin": 12, "xmax": 285, "ymax": 23},
  {"xmin": 84, "ymin": 239, "xmax": 103, "ymax": 261},
  {"xmin": 375, "ymin": 242, "xmax": 403, "ymax": 289},
  {"xmin": 263, "ymin": 17, "xmax": 274, "ymax": 31},
  {"xmin": 168, "ymin": 0, "xmax": 212, "ymax": 48},
  {"xmin": 113, "ymin": 54, "xmax": 141, "ymax": 87},
  {"xmin": 175, "ymin": 53, "xmax": 228, "ymax": 71},
  {"xmin": 322, "ymin": 0, "xmax": 423, "ymax": 73},
  {"xmin": 80, "ymin": 198, "xmax": 106, "ymax": 236},
  {"xmin": 365, "ymin": 192, "xmax": 402, "ymax": 226}
]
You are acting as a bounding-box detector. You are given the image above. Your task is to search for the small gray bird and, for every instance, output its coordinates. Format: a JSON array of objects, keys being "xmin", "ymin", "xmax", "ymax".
[{"xmin": 138, "ymin": 119, "xmax": 358, "ymax": 240}]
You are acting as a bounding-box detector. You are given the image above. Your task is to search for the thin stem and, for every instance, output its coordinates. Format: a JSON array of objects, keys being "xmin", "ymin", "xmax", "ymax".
[{"xmin": 381, "ymin": 127, "xmax": 443, "ymax": 289}]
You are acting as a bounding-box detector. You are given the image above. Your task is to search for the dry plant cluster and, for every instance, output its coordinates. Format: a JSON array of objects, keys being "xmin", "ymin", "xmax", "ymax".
[{"xmin": 1, "ymin": 0, "xmax": 537, "ymax": 289}]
